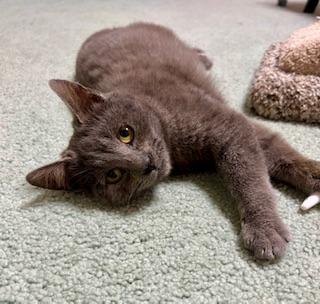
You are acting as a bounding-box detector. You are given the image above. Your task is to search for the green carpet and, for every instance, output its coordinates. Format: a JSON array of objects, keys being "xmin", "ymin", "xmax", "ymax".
[{"xmin": 1, "ymin": 0, "xmax": 319, "ymax": 302}]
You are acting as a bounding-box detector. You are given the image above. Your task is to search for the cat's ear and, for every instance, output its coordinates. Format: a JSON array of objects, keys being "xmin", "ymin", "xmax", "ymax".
[
  {"xmin": 26, "ymin": 158, "xmax": 70, "ymax": 190},
  {"xmin": 49, "ymin": 79, "xmax": 104, "ymax": 123}
]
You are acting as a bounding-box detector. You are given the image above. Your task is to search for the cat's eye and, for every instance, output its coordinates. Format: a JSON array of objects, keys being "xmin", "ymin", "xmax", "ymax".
[
  {"xmin": 118, "ymin": 126, "xmax": 134, "ymax": 144},
  {"xmin": 106, "ymin": 168, "xmax": 123, "ymax": 183}
]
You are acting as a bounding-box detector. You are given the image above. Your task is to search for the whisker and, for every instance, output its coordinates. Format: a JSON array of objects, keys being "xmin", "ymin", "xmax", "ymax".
[
  {"xmin": 129, "ymin": 179, "xmax": 143, "ymax": 202},
  {"xmin": 72, "ymin": 168, "xmax": 90, "ymax": 178}
]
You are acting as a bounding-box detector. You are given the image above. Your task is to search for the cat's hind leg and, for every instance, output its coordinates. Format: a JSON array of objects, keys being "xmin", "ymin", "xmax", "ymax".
[{"xmin": 254, "ymin": 123, "xmax": 320, "ymax": 196}]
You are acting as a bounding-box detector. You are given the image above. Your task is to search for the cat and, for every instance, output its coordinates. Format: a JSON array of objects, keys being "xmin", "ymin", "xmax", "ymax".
[{"xmin": 26, "ymin": 22, "xmax": 320, "ymax": 260}]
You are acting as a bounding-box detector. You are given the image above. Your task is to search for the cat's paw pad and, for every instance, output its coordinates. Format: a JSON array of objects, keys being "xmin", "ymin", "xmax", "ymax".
[{"xmin": 241, "ymin": 217, "xmax": 291, "ymax": 260}]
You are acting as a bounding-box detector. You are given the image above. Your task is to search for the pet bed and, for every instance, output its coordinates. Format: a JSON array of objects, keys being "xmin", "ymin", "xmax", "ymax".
[{"xmin": 249, "ymin": 21, "xmax": 320, "ymax": 123}]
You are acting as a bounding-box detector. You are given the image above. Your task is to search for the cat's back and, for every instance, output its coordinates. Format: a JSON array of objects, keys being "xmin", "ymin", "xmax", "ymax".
[{"xmin": 75, "ymin": 22, "xmax": 212, "ymax": 95}]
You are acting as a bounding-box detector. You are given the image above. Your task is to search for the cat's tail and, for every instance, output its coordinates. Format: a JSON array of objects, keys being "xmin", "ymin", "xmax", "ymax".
[{"xmin": 301, "ymin": 192, "xmax": 320, "ymax": 211}]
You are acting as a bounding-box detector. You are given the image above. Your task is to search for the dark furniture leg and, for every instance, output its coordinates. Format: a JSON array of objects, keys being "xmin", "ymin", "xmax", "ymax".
[
  {"xmin": 278, "ymin": 0, "xmax": 287, "ymax": 6},
  {"xmin": 304, "ymin": 0, "xmax": 319, "ymax": 13}
]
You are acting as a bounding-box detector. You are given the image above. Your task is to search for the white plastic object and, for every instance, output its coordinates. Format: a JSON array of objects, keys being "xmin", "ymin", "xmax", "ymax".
[{"xmin": 301, "ymin": 193, "xmax": 320, "ymax": 211}]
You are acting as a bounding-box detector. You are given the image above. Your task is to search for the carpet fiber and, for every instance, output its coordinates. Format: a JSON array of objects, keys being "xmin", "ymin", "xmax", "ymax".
[{"xmin": 1, "ymin": 0, "xmax": 320, "ymax": 302}]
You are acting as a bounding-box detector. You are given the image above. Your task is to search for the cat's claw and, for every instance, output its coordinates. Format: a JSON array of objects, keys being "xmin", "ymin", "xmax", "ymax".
[
  {"xmin": 193, "ymin": 48, "xmax": 213, "ymax": 70},
  {"xmin": 241, "ymin": 217, "xmax": 291, "ymax": 260}
]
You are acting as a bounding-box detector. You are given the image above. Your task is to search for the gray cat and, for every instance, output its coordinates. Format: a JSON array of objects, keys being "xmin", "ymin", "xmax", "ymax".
[{"xmin": 27, "ymin": 22, "xmax": 320, "ymax": 260}]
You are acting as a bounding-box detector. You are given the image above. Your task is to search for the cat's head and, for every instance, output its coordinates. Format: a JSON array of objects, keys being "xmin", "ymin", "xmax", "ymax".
[{"xmin": 26, "ymin": 80, "xmax": 171, "ymax": 205}]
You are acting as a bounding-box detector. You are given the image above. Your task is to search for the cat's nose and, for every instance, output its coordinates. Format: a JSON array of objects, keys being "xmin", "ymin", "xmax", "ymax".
[
  {"xmin": 143, "ymin": 158, "xmax": 156, "ymax": 175},
  {"xmin": 143, "ymin": 163, "xmax": 156, "ymax": 175}
]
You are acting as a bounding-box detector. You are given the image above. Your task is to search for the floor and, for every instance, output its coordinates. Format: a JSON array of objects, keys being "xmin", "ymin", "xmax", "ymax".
[{"xmin": 1, "ymin": 0, "xmax": 319, "ymax": 302}]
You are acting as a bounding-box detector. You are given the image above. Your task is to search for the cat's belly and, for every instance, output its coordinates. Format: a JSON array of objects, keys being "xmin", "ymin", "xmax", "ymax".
[
  {"xmin": 171, "ymin": 158, "xmax": 216, "ymax": 174},
  {"xmin": 169, "ymin": 139, "xmax": 217, "ymax": 174},
  {"xmin": 159, "ymin": 92, "xmax": 231, "ymax": 175}
]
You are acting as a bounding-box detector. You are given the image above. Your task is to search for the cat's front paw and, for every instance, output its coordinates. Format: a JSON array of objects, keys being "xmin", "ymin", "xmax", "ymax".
[{"xmin": 241, "ymin": 216, "xmax": 291, "ymax": 260}]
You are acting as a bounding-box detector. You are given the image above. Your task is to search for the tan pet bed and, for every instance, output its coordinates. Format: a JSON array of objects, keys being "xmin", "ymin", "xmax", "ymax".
[{"xmin": 248, "ymin": 22, "xmax": 320, "ymax": 123}]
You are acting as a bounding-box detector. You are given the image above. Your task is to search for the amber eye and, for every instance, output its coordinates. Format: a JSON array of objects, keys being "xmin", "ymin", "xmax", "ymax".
[
  {"xmin": 118, "ymin": 126, "xmax": 134, "ymax": 144},
  {"xmin": 106, "ymin": 168, "xmax": 123, "ymax": 183}
]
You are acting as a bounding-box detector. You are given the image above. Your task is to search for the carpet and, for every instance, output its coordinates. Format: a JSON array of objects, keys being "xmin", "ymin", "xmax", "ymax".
[{"xmin": 1, "ymin": 0, "xmax": 319, "ymax": 302}]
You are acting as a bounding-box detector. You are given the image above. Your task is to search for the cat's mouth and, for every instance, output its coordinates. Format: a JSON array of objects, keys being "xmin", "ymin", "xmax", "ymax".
[
  {"xmin": 128, "ymin": 170, "xmax": 158, "ymax": 202},
  {"xmin": 143, "ymin": 164, "xmax": 157, "ymax": 175},
  {"xmin": 137, "ymin": 167, "xmax": 159, "ymax": 190},
  {"xmin": 141, "ymin": 153, "xmax": 159, "ymax": 175},
  {"xmin": 143, "ymin": 167, "xmax": 158, "ymax": 180}
]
